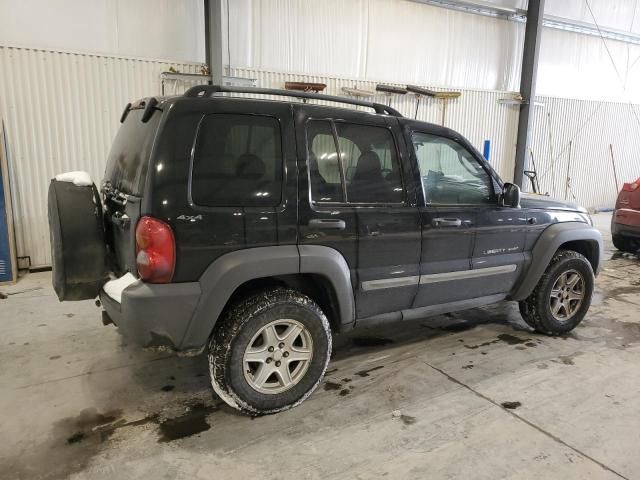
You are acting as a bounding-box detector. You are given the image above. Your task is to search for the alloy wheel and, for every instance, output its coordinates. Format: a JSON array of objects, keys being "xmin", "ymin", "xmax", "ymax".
[
  {"xmin": 549, "ymin": 269, "xmax": 585, "ymax": 322},
  {"xmin": 243, "ymin": 319, "xmax": 314, "ymax": 394}
]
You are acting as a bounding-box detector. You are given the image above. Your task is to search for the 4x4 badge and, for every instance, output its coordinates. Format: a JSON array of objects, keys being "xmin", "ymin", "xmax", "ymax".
[{"xmin": 177, "ymin": 214, "xmax": 203, "ymax": 222}]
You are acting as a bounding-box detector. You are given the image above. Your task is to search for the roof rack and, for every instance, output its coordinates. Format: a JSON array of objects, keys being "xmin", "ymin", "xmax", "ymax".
[{"xmin": 183, "ymin": 85, "xmax": 403, "ymax": 117}]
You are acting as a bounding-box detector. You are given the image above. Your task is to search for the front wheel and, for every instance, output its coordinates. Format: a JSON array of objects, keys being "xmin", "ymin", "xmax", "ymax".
[
  {"xmin": 519, "ymin": 250, "xmax": 594, "ymax": 335},
  {"xmin": 208, "ymin": 288, "xmax": 332, "ymax": 415}
]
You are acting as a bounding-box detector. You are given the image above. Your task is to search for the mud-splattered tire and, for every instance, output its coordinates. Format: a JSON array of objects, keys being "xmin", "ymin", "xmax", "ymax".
[
  {"xmin": 612, "ymin": 235, "xmax": 639, "ymax": 253},
  {"xmin": 208, "ymin": 288, "xmax": 332, "ymax": 415},
  {"xmin": 518, "ymin": 249, "xmax": 594, "ymax": 335}
]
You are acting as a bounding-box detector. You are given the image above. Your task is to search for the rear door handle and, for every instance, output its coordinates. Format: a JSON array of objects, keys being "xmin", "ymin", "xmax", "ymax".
[
  {"xmin": 308, "ymin": 219, "xmax": 346, "ymax": 230},
  {"xmin": 432, "ymin": 218, "xmax": 462, "ymax": 227}
]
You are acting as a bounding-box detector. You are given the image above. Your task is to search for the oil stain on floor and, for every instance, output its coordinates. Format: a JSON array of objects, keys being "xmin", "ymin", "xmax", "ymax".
[
  {"xmin": 1, "ymin": 401, "xmax": 219, "ymax": 480},
  {"xmin": 324, "ymin": 381, "xmax": 342, "ymax": 391},
  {"xmin": 158, "ymin": 402, "xmax": 214, "ymax": 442},
  {"xmin": 400, "ymin": 414, "xmax": 417, "ymax": 425}
]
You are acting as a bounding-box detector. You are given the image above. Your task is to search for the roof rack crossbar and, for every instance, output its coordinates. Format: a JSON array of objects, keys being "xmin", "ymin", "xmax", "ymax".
[{"xmin": 183, "ymin": 85, "xmax": 402, "ymax": 117}]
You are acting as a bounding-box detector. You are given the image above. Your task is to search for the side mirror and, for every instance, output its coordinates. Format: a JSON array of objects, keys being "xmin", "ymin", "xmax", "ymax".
[{"xmin": 500, "ymin": 182, "xmax": 521, "ymax": 208}]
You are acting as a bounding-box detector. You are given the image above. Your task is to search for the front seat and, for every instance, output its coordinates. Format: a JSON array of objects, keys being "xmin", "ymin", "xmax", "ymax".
[{"xmin": 349, "ymin": 150, "xmax": 388, "ymax": 202}]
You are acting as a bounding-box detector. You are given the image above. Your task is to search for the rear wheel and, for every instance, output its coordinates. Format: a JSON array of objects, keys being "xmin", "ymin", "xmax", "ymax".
[
  {"xmin": 612, "ymin": 234, "xmax": 639, "ymax": 253},
  {"xmin": 519, "ymin": 250, "xmax": 594, "ymax": 335},
  {"xmin": 208, "ymin": 288, "xmax": 331, "ymax": 415}
]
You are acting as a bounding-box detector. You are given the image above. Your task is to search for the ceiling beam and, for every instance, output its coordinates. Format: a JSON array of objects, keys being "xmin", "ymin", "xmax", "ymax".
[{"xmin": 412, "ymin": 0, "xmax": 640, "ymax": 46}]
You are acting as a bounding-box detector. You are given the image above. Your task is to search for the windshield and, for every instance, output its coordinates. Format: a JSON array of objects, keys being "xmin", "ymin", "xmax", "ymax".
[{"xmin": 104, "ymin": 109, "xmax": 161, "ymax": 196}]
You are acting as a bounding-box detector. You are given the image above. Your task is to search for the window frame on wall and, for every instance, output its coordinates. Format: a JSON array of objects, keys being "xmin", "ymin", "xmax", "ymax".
[
  {"xmin": 188, "ymin": 112, "xmax": 286, "ymax": 210},
  {"xmin": 304, "ymin": 117, "xmax": 407, "ymax": 207},
  {"xmin": 411, "ymin": 131, "xmax": 497, "ymax": 207}
]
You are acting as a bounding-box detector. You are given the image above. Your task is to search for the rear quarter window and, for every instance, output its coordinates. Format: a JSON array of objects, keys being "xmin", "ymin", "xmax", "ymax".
[
  {"xmin": 104, "ymin": 109, "xmax": 161, "ymax": 196},
  {"xmin": 191, "ymin": 114, "xmax": 283, "ymax": 207}
]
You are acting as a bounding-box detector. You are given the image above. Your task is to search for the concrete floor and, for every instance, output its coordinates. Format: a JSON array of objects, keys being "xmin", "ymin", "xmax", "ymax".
[{"xmin": 1, "ymin": 212, "xmax": 639, "ymax": 480}]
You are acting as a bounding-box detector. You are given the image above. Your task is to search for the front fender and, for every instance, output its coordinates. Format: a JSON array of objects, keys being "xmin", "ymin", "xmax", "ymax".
[{"xmin": 510, "ymin": 222, "xmax": 603, "ymax": 301}]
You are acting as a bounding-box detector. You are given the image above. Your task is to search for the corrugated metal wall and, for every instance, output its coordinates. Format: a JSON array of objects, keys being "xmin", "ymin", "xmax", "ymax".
[
  {"xmin": 0, "ymin": 46, "xmax": 200, "ymax": 266},
  {"xmin": 1, "ymin": 45, "xmax": 638, "ymax": 266},
  {"xmin": 528, "ymin": 96, "xmax": 640, "ymax": 209}
]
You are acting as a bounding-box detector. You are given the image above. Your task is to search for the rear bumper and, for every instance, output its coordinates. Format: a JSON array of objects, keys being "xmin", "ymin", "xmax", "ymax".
[
  {"xmin": 613, "ymin": 209, "xmax": 640, "ymax": 238},
  {"xmin": 100, "ymin": 279, "xmax": 201, "ymax": 351}
]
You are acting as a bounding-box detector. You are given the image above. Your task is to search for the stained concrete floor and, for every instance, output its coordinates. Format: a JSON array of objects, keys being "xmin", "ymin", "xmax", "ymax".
[{"xmin": 1, "ymin": 212, "xmax": 639, "ymax": 480}]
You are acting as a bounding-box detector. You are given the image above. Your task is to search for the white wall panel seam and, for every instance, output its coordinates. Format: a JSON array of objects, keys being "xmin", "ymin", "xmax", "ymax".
[{"xmin": 0, "ymin": 42, "xmax": 207, "ymax": 68}]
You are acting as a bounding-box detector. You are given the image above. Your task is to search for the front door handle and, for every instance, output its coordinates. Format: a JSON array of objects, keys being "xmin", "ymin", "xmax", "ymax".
[
  {"xmin": 432, "ymin": 217, "xmax": 462, "ymax": 227},
  {"xmin": 308, "ymin": 219, "xmax": 346, "ymax": 230}
]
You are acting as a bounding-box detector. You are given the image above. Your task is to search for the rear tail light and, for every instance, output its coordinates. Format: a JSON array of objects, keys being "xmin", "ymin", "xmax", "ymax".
[
  {"xmin": 622, "ymin": 178, "xmax": 640, "ymax": 192},
  {"xmin": 135, "ymin": 216, "xmax": 175, "ymax": 283}
]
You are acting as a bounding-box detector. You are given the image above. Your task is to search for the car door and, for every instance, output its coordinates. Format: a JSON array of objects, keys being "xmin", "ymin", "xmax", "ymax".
[
  {"xmin": 409, "ymin": 129, "xmax": 504, "ymax": 307},
  {"xmin": 295, "ymin": 105, "xmax": 421, "ymax": 320},
  {"xmin": 472, "ymin": 205, "xmax": 527, "ymax": 297}
]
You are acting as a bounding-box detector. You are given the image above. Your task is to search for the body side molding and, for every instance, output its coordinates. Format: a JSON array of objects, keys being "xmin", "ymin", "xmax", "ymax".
[{"xmin": 360, "ymin": 265, "xmax": 517, "ymax": 291}]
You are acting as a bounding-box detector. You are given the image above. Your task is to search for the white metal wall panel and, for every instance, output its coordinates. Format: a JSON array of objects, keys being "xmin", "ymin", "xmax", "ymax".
[
  {"xmin": 2, "ymin": 45, "xmax": 639, "ymax": 267},
  {"xmin": 225, "ymin": 0, "xmax": 525, "ymax": 92},
  {"xmin": 2, "ymin": 0, "xmax": 640, "ymax": 102},
  {"xmin": 528, "ymin": 95, "xmax": 640, "ymax": 210},
  {"xmin": 0, "ymin": 46, "xmax": 200, "ymax": 266},
  {"xmin": 0, "ymin": 0, "xmax": 206, "ymax": 63},
  {"xmin": 225, "ymin": 0, "xmax": 640, "ymax": 103}
]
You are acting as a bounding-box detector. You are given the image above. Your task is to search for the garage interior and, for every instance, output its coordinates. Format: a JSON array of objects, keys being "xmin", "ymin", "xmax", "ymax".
[{"xmin": 1, "ymin": 0, "xmax": 640, "ymax": 479}]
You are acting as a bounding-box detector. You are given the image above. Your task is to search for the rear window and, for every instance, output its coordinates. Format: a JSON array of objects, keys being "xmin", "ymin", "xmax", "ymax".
[
  {"xmin": 191, "ymin": 114, "xmax": 283, "ymax": 207},
  {"xmin": 104, "ymin": 109, "xmax": 161, "ymax": 196}
]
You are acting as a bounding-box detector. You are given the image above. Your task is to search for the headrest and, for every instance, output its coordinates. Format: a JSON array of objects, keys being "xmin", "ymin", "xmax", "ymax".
[
  {"xmin": 354, "ymin": 151, "xmax": 382, "ymax": 179},
  {"xmin": 236, "ymin": 154, "xmax": 265, "ymax": 179}
]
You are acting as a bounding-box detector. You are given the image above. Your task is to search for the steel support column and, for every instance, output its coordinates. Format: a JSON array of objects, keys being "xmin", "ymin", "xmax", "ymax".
[
  {"xmin": 513, "ymin": 0, "xmax": 545, "ymax": 187},
  {"xmin": 204, "ymin": 0, "xmax": 224, "ymax": 85}
]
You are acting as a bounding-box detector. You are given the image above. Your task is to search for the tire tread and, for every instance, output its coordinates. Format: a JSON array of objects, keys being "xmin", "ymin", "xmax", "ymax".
[
  {"xmin": 208, "ymin": 288, "xmax": 331, "ymax": 415},
  {"xmin": 519, "ymin": 249, "xmax": 594, "ymax": 335}
]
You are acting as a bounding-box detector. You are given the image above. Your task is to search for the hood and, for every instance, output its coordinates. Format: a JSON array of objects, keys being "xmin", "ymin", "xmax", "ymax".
[{"xmin": 520, "ymin": 193, "xmax": 589, "ymax": 214}]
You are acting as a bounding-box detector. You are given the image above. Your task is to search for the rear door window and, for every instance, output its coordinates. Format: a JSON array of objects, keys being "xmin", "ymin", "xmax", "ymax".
[
  {"xmin": 335, "ymin": 123, "xmax": 403, "ymax": 204},
  {"xmin": 191, "ymin": 114, "xmax": 283, "ymax": 207},
  {"xmin": 306, "ymin": 120, "xmax": 345, "ymax": 203},
  {"xmin": 306, "ymin": 120, "xmax": 404, "ymax": 205}
]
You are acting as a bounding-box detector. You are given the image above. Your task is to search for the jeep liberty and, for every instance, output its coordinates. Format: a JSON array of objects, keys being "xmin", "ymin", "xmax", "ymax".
[{"xmin": 48, "ymin": 85, "xmax": 603, "ymax": 415}]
